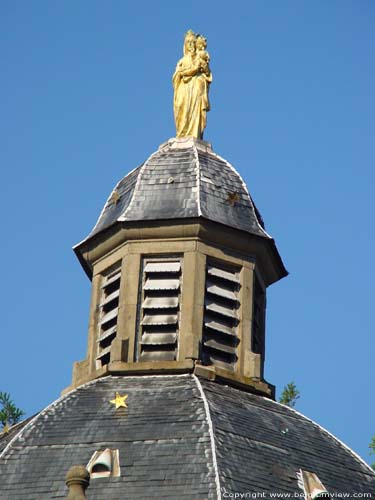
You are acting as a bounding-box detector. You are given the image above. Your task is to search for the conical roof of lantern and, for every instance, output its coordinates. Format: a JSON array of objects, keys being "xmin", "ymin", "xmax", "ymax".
[
  {"xmin": 76, "ymin": 137, "xmax": 287, "ymax": 281},
  {"xmin": 88, "ymin": 138, "xmax": 268, "ymax": 239}
]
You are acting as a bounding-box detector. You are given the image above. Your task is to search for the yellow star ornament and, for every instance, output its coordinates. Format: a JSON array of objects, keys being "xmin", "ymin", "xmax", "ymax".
[
  {"xmin": 108, "ymin": 190, "xmax": 120, "ymax": 206},
  {"xmin": 110, "ymin": 392, "xmax": 128, "ymax": 409},
  {"xmin": 2, "ymin": 423, "xmax": 10, "ymax": 435}
]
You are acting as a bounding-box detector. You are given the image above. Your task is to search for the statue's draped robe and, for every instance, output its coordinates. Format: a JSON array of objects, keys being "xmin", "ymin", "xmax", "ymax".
[{"xmin": 173, "ymin": 54, "xmax": 212, "ymax": 139}]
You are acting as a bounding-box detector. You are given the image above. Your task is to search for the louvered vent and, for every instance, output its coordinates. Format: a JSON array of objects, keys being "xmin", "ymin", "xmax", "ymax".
[
  {"xmin": 138, "ymin": 259, "xmax": 182, "ymax": 362},
  {"xmin": 252, "ymin": 275, "xmax": 265, "ymax": 355},
  {"xmin": 202, "ymin": 261, "xmax": 240, "ymax": 370},
  {"xmin": 96, "ymin": 269, "xmax": 121, "ymax": 367}
]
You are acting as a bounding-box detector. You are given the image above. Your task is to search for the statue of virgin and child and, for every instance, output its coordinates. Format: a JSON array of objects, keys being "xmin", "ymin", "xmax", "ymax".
[{"xmin": 172, "ymin": 30, "xmax": 212, "ymax": 139}]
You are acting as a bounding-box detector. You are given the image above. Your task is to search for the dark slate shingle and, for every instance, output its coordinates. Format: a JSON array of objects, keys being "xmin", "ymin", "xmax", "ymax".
[
  {"xmin": 0, "ymin": 375, "xmax": 217, "ymax": 500},
  {"xmin": 2, "ymin": 375, "xmax": 372, "ymax": 499},
  {"xmin": 86, "ymin": 138, "xmax": 268, "ymax": 241},
  {"xmin": 201, "ymin": 379, "xmax": 375, "ymax": 498}
]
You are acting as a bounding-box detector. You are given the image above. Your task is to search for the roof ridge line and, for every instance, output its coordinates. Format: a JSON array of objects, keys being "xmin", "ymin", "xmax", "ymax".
[
  {"xmin": 74, "ymin": 174, "xmax": 126, "ymax": 249},
  {"xmin": 193, "ymin": 143, "xmax": 202, "ymax": 217},
  {"xmin": 266, "ymin": 396, "xmax": 375, "ymax": 476},
  {"xmin": 211, "ymin": 149, "xmax": 271, "ymax": 239},
  {"xmin": 0, "ymin": 377, "xmax": 100, "ymax": 461},
  {"xmin": 89, "ymin": 176, "xmax": 124, "ymax": 238},
  {"xmin": 193, "ymin": 374, "xmax": 222, "ymax": 500}
]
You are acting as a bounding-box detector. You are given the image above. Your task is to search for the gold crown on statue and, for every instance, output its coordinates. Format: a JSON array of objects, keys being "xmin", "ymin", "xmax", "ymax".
[{"xmin": 184, "ymin": 29, "xmax": 196, "ymax": 41}]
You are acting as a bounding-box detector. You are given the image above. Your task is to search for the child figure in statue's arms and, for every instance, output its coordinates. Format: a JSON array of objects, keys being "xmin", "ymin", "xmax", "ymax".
[{"xmin": 196, "ymin": 35, "xmax": 211, "ymax": 75}]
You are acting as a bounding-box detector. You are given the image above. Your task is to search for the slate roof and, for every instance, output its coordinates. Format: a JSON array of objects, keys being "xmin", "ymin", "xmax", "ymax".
[
  {"xmin": 202, "ymin": 380, "xmax": 375, "ymax": 497},
  {"xmin": 86, "ymin": 137, "xmax": 269, "ymax": 241},
  {"xmin": 1, "ymin": 374, "xmax": 374, "ymax": 499}
]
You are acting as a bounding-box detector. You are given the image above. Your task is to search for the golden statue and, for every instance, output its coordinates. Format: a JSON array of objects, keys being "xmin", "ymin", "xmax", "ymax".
[{"xmin": 172, "ymin": 30, "xmax": 212, "ymax": 139}]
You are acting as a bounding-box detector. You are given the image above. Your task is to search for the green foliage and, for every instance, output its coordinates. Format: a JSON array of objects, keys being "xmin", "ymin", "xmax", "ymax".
[
  {"xmin": 369, "ymin": 436, "xmax": 375, "ymax": 470},
  {"xmin": 0, "ymin": 392, "xmax": 25, "ymax": 429},
  {"xmin": 279, "ymin": 382, "xmax": 300, "ymax": 408}
]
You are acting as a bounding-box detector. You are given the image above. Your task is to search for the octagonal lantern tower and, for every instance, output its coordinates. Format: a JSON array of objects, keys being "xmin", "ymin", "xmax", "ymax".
[{"xmin": 66, "ymin": 136, "xmax": 287, "ymax": 398}]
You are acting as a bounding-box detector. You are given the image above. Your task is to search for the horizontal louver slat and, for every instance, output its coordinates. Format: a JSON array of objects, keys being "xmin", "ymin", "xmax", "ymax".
[
  {"xmin": 202, "ymin": 261, "xmax": 240, "ymax": 370},
  {"xmin": 145, "ymin": 262, "xmax": 181, "ymax": 273},
  {"xmin": 102, "ymin": 271, "xmax": 121, "ymax": 288},
  {"xmin": 97, "ymin": 324, "xmax": 117, "ymax": 342},
  {"xmin": 96, "ymin": 345, "xmax": 111, "ymax": 359},
  {"xmin": 205, "ymin": 299, "xmax": 237, "ymax": 319},
  {"xmin": 206, "ymin": 282, "xmax": 238, "ymax": 301},
  {"xmin": 207, "ymin": 265, "xmax": 240, "ymax": 283},
  {"xmin": 144, "ymin": 278, "xmax": 180, "ymax": 291},
  {"xmin": 142, "ymin": 296, "xmax": 179, "ymax": 309},
  {"xmin": 97, "ymin": 267, "xmax": 121, "ymax": 368},
  {"xmin": 142, "ymin": 314, "xmax": 178, "ymax": 325},
  {"xmin": 203, "ymin": 338, "xmax": 237, "ymax": 355},
  {"xmin": 139, "ymin": 258, "xmax": 181, "ymax": 362},
  {"xmin": 100, "ymin": 308, "xmax": 118, "ymax": 326},
  {"xmin": 204, "ymin": 352, "xmax": 235, "ymax": 371},
  {"xmin": 140, "ymin": 350, "xmax": 176, "ymax": 361},
  {"xmin": 141, "ymin": 325, "xmax": 178, "ymax": 334},
  {"xmin": 252, "ymin": 276, "xmax": 265, "ymax": 355},
  {"xmin": 204, "ymin": 320, "xmax": 236, "ymax": 337},
  {"xmin": 141, "ymin": 333, "xmax": 177, "ymax": 345},
  {"xmin": 99, "ymin": 289, "xmax": 120, "ymax": 307}
]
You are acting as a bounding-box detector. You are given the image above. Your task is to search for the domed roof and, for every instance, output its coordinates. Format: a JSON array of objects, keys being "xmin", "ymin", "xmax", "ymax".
[
  {"xmin": 87, "ymin": 137, "xmax": 270, "ymax": 241},
  {"xmin": 1, "ymin": 374, "xmax": 374, "ymax": 498}
]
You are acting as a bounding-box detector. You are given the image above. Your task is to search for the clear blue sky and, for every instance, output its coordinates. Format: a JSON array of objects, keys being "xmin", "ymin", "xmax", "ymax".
[{"xmin": 1, "ymin": 1, "xmax": 374, "ymax": 466}]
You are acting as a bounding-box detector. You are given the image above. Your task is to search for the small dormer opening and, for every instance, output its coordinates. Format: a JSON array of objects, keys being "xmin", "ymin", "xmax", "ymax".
[
  {"xmin": 96, "ymin": 266, "xmax": 122, "ymax": 368},
  {"xmin": 87, "ymin": 448, "xmax": 120, "ymax": 479},
  {"xmin": 297, "ymin": 469, "xmax": 330, "ymax": 499},
  {"xmin": 201, "ymin": 260, "xmax": 240, "ymax": 370},
  {"xmin": 92, "ymin": 463, "xmax": 109, "ymax": 473},
  {"xmin": 135, "ymin": 256, "xmax": 182, "ymax": 362},
  {"xmin": 252, "ymin": 274, "xmax": 266, "ymax": 356}
]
